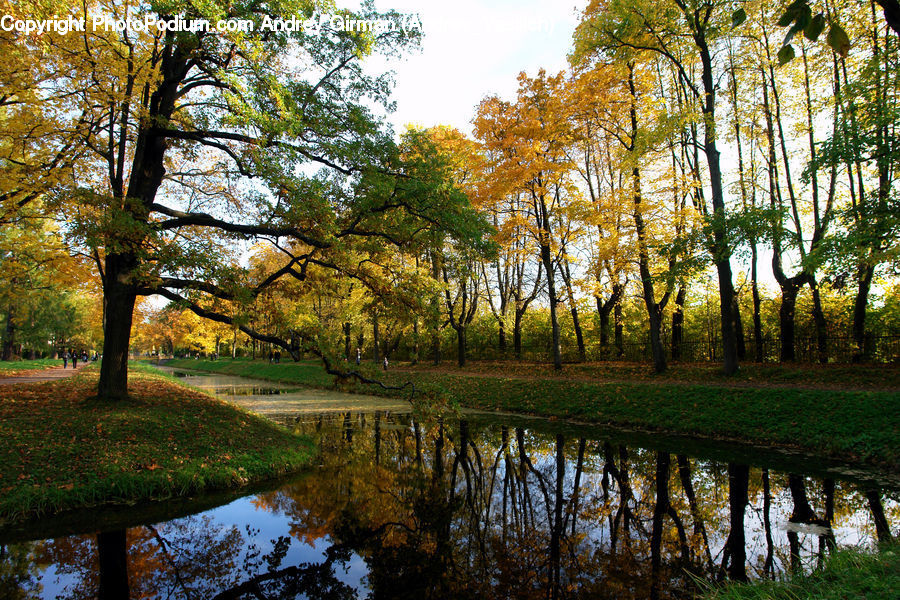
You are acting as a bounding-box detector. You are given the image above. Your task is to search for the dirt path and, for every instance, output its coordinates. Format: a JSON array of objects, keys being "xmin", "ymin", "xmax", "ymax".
[{"xmin": 0, "ymin": 363, "xmax": 89, "ymax": 385}]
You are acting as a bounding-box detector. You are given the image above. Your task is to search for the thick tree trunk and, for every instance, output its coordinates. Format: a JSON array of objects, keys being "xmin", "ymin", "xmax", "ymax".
[
  {"xmin": 650, "ymin": 452, "xmax": 671, "ymax": 600},
  {"xmin": 97, "ymin": 530, "xmax": 129, "ymax": 600},
  {"xmin": 497, "ymin": 319, "xmax": 507, "ymax": 356},
  {"xmin": 456, "ymin": 325, "xmax": 466, "ymax": 367},
  {"xmin": 725, "ymin": 463, "xmax": 750, "ymax": 581},
  {"xmin": 779, "ymin": 282, "xmax": 801, "ymax": 362},
  {"xmin": 97, "ymin": 254, "xmax": 137, "ymax": 400}
]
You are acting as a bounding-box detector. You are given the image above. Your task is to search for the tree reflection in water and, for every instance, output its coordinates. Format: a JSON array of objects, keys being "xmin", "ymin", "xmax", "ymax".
[{"xmin": 1, "ymin": 410, "xmax": 896, "ymax": 599}]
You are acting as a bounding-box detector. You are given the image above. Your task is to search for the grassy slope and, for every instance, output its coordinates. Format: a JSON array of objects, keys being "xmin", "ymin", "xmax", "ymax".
[
  {"xmin": 0, "ymin": 358, "xmax": 63, "ymax": 377},
  {"xmin": 0, "ymin": 365, "xmax": 313, "ymax": 524},
  {"xmin": 167, "ymin": 358, "xmax": 900, "ymax": 470},
  {"xmin": 703, "ymin": 545, "xmax": 899, "ymax": 600}
]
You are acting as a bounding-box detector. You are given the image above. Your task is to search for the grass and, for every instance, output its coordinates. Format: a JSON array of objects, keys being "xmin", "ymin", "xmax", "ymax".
[
  {"xmin": 167, "ymin": 358, "xmax": 900, "ymax": 471},
  {"xmin": 703, "ymin": 544, "xmax": 899, "ymax": 599},
  {"xmin": 0, "ymin": 364, "xmax": 314, "ymax": 525},
  {"xmin": 0, "ymin": 358, "xmax": 63, "ymax": 376}
]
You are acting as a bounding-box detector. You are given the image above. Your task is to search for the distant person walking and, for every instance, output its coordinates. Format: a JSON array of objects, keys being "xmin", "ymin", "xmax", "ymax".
[
  {"xmin": 62, "ymin": 351, "xmax": 68, "ymax": 369},
  {"xmin": 72, "ymin": 352, "xmax": 78, "ymax": 369},
  {"xmin": 356, "ymin": 347, "xmax": 361, "ymax": 366},
  {"xmin": 382, "ymin": 356, "xmax": 389, "ymax": 371}
]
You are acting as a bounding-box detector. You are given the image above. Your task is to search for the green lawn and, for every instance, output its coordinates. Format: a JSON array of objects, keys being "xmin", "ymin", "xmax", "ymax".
[
  {"xmin": 0, "ymin": 365, "xmax": 313, "ymax": 524},
  {"xmin": 0, "ymin": 358, "xmax": 62, "ymax": 376},
  {"xmin": 703, "ymin": 544, "xmax": 899, "ymax": 600}
]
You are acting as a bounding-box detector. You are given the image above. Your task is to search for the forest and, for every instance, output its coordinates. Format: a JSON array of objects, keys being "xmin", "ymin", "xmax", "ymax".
[{"xmin": 1, "ymin": 0, "xmax": 899, "ymax": 401}]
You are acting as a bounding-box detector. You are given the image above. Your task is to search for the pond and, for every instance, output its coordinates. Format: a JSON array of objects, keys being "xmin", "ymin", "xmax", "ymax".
[{"xmin": 0, "ymin": 368, "xmax": 896, "ymax": 599}]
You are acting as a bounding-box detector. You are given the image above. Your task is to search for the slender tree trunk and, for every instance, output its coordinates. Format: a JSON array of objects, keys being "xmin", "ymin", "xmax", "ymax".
[
  {"xmin": 411, "ymin": 318, "xmax": 419, "ymax": 365},
  {"xmin": 810, "ymin": 280, "xmax": 829, "ymax": 363},
  {"xmin": 513, "ymin": 309, "xmax": 524, "ymax": 360},
  {"xmin": 853, "ymin": 264, "xmax": 875, "ymax": 362},
  {"xmin": 549, "ymin": 434, "xmax": 565, "ymax": 600},
  {"xmin": 540, "ymin": 240, "xmax": 562, "ymax": 370},
  {"xmin": 671, "ymin": 286, "xmax": 686, "ymax": 361},
  {"xmin": 733, "ymin": 297, "xmax": 746, "ymax": 360},
  {"xmin": 614, "ymin": 300, "xmax": 624, "ymax": 358},
  {"xmin": 372, "ymin": 314, "xmax": 380, "ymax": 364},
  {"xmin": 751, "ymin": 246, "xmax": 764, "ymax": 362},
  {"xmin": 562, "ymin": 259, "xmax": 586, "ymax": 362},
  {"xmin": 697, "ymin": 36, "xmax": 739, "ymax": 375}
]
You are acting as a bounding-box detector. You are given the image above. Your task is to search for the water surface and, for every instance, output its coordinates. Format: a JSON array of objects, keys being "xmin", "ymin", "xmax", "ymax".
[{"xmin": 1, "ymin": 369, "xmax": 895, "ymax": 599}]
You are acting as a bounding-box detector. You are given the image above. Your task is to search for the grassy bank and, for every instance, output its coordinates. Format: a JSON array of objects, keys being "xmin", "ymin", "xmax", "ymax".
[
  {"xmin": 0, "ymin": 365, "xmax": 313, "ymax": 525},
  {"xmin": 166, "ymin": 358, "xmax": 900, "ymax": 470},
  {"xmin": 0, "ymin": 358, "xmax": 63, "ymax": 377},
  {"xmin": 703, "ymin": 544, "xmax": 899, "ymax": 599}
]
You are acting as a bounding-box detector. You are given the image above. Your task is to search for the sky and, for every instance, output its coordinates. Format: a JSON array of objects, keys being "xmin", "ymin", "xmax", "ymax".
[{"xmin": 353, "ymin": 0, "xmax": 588, "ymax": 135}]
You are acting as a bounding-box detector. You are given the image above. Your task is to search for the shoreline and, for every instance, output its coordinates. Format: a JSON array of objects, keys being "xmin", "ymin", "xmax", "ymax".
[
  {"xmin": 0, "ymin": 365, "xmax": 314, "ymax": 527},
  {"xmin": 164, "ymin": 358, "xmax": 900, "ymax": 475}
]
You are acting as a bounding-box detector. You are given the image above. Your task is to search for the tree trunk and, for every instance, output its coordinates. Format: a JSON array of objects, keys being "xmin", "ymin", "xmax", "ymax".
[
  {"xmin": 810, "ymin": 280, "xmax": 828, "ymax": 363},
  {"xmin": 597, "ymin": 296, "xmax": 610, "ymax": 352},
  {"xmin": 541, "ymin": 240, "xmax": 562, "ymax": 370},
  {"xmin": 733, "ymin": 297, "xmax": 746, "ymax": 360},
  {"xmin": 1, "ymin": 303, "xmax": 15, "ymax": 361},
  {"xmin": 671, "ymin": 286, "xmax": 686, "ymax": 361},
  {"xmin": 497, "ymin": 319, "xmax": 507, "ymax": 356},
  {"xmin": 513, "ymin": 309, "xmax": 524, "ymax": 360},
  {"xmin": 650, "ymin": 452, "xmax": 671, "ymax": 600},
  {"xmin": 614, "ymin": 299, "xmax": 624, "ymax": 358},
  {"xmin": 411, "ymin": 318, "xmax": 419, "ymax": 365},
  {"xmin": 725, "ymin": 463, "xmax": 750, "ymax": 581},
  {"xmin": 372, "ymin": 314, "xmax": 380, "ymax": 364},
  {"xmin": 751, "ymin": 245, "xmax": 764, "ymax": 362},
  {"xmin": 97, "ymin": 254, "xmax": 137, "ymax": 400},
  {"xmin": 343, "ymin": 322, "xmax": 351, "ymax": 361},
  {"xmin": 852, "ymin": 264, "xmax": 875, "ymax": 362},
  {"xmin": 779, "ymin": 282, "xmax": 801, "ymax": 362},
  {"xmin": 97, "ymin": 530, "xmax": 129, "ymax": 600},
  {"xmin": 456, "ymin": 325, "xmax": 466, "ymax": 367}
]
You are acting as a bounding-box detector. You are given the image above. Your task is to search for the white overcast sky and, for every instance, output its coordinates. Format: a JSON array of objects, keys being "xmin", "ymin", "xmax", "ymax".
[{"xmin": 354, "ymin": 0, "xmax": 588, "ymax": 136}]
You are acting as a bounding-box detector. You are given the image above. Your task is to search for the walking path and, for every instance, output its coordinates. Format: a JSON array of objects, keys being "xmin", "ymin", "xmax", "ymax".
[{"xmin": 0, "ymin": 363, "xmax": 88, "ymax": 385}]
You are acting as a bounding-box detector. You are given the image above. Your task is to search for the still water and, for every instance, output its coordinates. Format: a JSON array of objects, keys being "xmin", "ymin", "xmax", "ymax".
[{"xmin": 0, "ymin": 368, "xmax": 896, "ymax": 599}]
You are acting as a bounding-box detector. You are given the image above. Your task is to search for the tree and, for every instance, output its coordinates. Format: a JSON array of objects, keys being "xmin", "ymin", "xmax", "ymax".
[
  {"xmin": 474, "ymin": 71, "xmax": 577, "ymax": 370},
  {"xmin": 17, "ymin": 0, "xmax": 490, "ymax": 399},
  {"xmin": 574, "ymin": 0, "xmax": 744, "ymax": 374}
]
